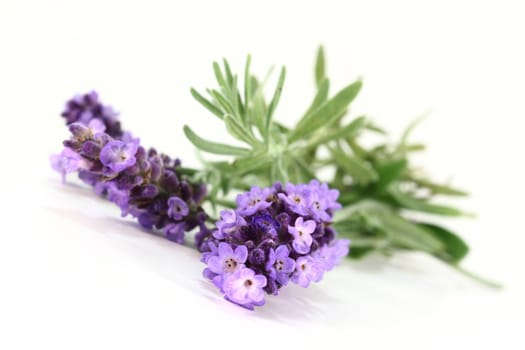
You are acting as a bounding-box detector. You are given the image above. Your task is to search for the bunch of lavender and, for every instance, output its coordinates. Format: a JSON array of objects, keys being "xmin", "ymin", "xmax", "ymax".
[
  {"xmin": 51, "ymin": 93, "xmax": 209, "ymax": 243},
  {"xmin": 200, "ymin": 181, "xmax": 349, "ymax": 309},
  {"xmin": 184, "ymin": 48, "xmax": 500, "ymax": 287}
]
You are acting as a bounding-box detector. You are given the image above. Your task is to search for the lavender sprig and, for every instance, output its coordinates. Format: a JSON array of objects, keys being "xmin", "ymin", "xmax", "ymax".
[
  {"xmin": 199, "ymin": 181, "xmax": 349, "ymax": 309},
  {"xmin": 185, "ymin": 50, "xmax": 501, "ymax": 288},
  {"xmin": 51, "ymin": 93, "xmax": 210, "ymax": 244}
]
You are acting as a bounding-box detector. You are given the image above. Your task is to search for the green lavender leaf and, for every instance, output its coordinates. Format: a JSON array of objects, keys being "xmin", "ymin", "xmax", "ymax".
[
  {"xmin": 190, "ymin": 88, "xmax": 224, "ymax": 120},
  {"xmin": 411, "ymin": 177, "xmax": 468, "ymax": 196},
  {"xmin": 183, "ymin": 125, "xmax": 250, "ymax": 156},
  {"xmin": 315, "ymin": 46, "xmax": 326, "ymax": 88},
  {"xmin": 375, "ymin": 158, "xmax": 408, "ymax": 192},
  {"xmin": 232, "ymin": 152, "xmax": 273, "ymax": 175},
  {"xmin": 418, "ymin": 223, "xmax": 469, "ymax": 263},
  {"xmin": 389, "ymin": 186, "xmax": 469, "ymax": 216},
  {"xmin": 224, "ymin": 115, "xmax": 259, "ymax": 146},
  {"xmin": 290, "ymin": 80, "xmax": 362, "ymax": 143},
  {"xmin": 303, "ymin": 78, "xmax": 330, "ymax": 118},
  {"xmin": 213, "ymin": 61, "xmax": 227, "ymax": 89},
  {"xmin": 264, "ymin": 67, "xmax": 286, "ymax": 142},
  {"xmin": 208, "ymin": 90, "xmax": 232, "ymax": 115},
  {"xmin": 330, "ymin": 147, "xmax": 378, "ymax": 185},
  {"xmin": 368, "ymin": 210, "xmax": 444, "ymax": 253},
  {"xmin": 222, "ymin": 59, "xmax": 234, "ymax": 86},
  {"xmin": 244, "ymin": 55, "xmax": 252, "ymax": 112},
  {"xmin": 306, "ymin": 116, "xmax": 366, "ymax": 149},
  {"xmin": 396, "ymin": 116, "xmax": 426, "ymax": 154}
]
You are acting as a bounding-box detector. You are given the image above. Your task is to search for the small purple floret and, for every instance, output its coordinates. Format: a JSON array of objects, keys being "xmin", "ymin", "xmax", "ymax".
[{"xmin": 99, "ymin": 140, "xmax": 138, "ymax": 173}]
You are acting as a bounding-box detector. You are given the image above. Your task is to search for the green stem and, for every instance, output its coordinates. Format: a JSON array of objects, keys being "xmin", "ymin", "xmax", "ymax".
[{"xmin": 447, "ymin": 263, "xmax": 503, "ymax": 289}]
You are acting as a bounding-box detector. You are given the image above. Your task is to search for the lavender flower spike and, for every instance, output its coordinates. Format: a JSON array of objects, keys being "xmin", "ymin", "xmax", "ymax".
[
  {"xmin": 199, "ymin": 180, "xmax": 350, "ymax": 309},
  {"xmin": 51, "ymin": 92, "xmax": 209, "ymax": 245}
]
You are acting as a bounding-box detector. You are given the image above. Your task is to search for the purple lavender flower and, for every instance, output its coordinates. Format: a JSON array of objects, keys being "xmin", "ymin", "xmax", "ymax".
[
  {"xmin": 164, "ymin": 222, "xmax": 186, "ymax": 244},
  {"xmin": 213, "ymin": 209, "xmax": 246, "ymax": 239},
  {"xmin": 61, "ymin": 91, "xmax": 122, "ymax": 138},
  {"xmin": 312, "ymin": 239, "xmax": 350, "ymax": 271},
  {"xmin": 99, "ymin": 140, "xmax": 139, "ymax": 173},
  {"xmin": 223, "ymin": 268, "xmax": 267, "ymax": 310},
  {"xmin": 291, "ymin": 256, "xmax": 324, "ymax": 287},
  {"xmin": 200, "ymin": 181, "xmax": 350, "ymax": 309},
  {"xmin": 105, "ymin": 181, "xmax": 130, "ymax": 216},
  {"xmin": 278, "ymin": 183, "xmax": 311, "ymax": 216},
  {"xmin": 50, "ymin": 148, "xmax": 84, "ymax": 183},
  {"xmin": 288, "ymin": 217, "xmax": 316, "ymax": 254},
  {"xmin": 266, "ymin": 245, "xmax": 295, "ymax": 286},
  {"xmin": 167, "ymin": 196, "xmax": 189, "ymax": 220},
  {"xmin": 235, "ymin": 186, "xmax": 272, "ymax": 216},
  {"xmin": 252, "ymin": 214, "xmax": 280, "ymax": 237},
  {"xmin": 52, "ymin": 92, "xmax": 209, "ymax": 246},
  {"xmin": 207, "ymin": 243, "xmax": 248, "ymax": 275}
]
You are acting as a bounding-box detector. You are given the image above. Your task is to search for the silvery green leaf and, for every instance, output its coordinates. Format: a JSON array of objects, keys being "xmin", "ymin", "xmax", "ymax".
[
  {"xmin": 330, "ymin": 147, "xmax": 378, "ymax": 185},
  {"xmin": 364, "ymin": 209, "xmax": 444, "ymax": 253},
  {"xmin": 183, "ymin": 125, "xmax": 250, "ymax": 156},
  {"xmin": 315, "ymin": 46, "xmax": 326, "ymax": 88},
  {"xmin": 411, "ymin": 177, "xmax": 468, "ymax": 196},
  {"xmin": 213, "ymin": 61, "xmax": 227, "ymax": 89},
  {"xmin": 303, "ymin": 78, "xmax": 330, "ymax": 120},
  {"xmin": 190, "ymin": 88, "xmax": 224, "ymax": 120},
  {"xmin": 222, "ymin": 59, "xmax": 234, "ymax": 86},
  {"xmin": 306, "ymin": 116, "xmax": 366, "ymax": 149},
  {"xmin": 290, "ymin": 80, "xmax": 362, "ymax": 143},
  {"xmin": 375, "ymin": 158, "xmax": 408, "ymax": 192},
  {"xmin": 264, "ymin": 67, "xmax": 286, "ymax": 142},
  {"xmin": 209, "ymin": 90, "xmax": 234, "ymax": 115},
  {"xmin": 232, "ymin": 152, "xmax": 273, "ymax": 175},
  {"xmin": 224, "ymin": 114, "xmax": 259, "ymax": 146},
  {"xmin": 388, "ymin": 186, "xmax": 470, "ymax": 216}
]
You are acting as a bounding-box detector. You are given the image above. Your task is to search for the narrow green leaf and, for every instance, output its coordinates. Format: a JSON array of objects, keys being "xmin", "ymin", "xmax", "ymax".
[
  {"xmin": 389, "ymin": 186, "xmax": 470, "ymax": 216},
  {"xmin": 293, "ymin": 157, "xmax": 316, "ymax": 182},
  {"xmin": 224, "ymin": 114, "xmax": 259, "ymax": 146},
  {"xmin": 368, "ymin": 210, "xmax": 444, "ymax": 253},
  {"xmin": 303, "ymin": 78, "xmax": 330, "ymax": 119},
  {"xmin": 315, "ymin": 46, "xmax": 326, "ymax": 88},
  {"xmin": 348, "ymin": 246, "xmax": 376, "ymax": 259},
  {"xmin": 264, "ymin": 67, "xmax": 286, "ymax": 142},
  {"xmin": 411, "ymin": 177, "xmax": 468, "ymax": 196},
  {"xmin": 244, "ymin": 55, "xmax": 252, "ymax": 111},
  {"xmin": 232, "ymin": 152, "xmax": 273, "ymax": 175},
  {"xmin": 396, "ymin": 115, "xmax": 427, "ymax": 154},
  {"xmin": 222, "ymin": 59, "xmax": 234, "ymax": 86},
  {"xmin": 403, "ymin": 144, "xmax": 426, "ymax": 152},
  {"xmin": 270, "ymin": 156, "xmax": 288, "ymax": 183},
  {"xmin": 418, "ymin": 223, "xmax": 469, "ymax": 263},
  {"xmin": 346, "ymin": 138, "xmax": 368, "ymax": 159},
  {"xmin": 375, "ymin": 158, "xmax": 408, "ymax": 192},
  {"xmin": 190, "ymin": 88, "xmax": 224, "ymax": 120},
  {"xmin": 209, "ymin": 90, "xmax": 234, "ymax": 115},
  {"xmin": 213, "ymin": 62, "xmax": 227, "ymax": 89},
  {"xmin": 330, "ymin": 147, "xmax": 378, "ymax": 185},
  {"xmin": 307, "ymin": 116, "xmax": 366, "ymax": 149},
  {"xmin": 400, "ymin": 116, "xmax": 425, "ymax": 145},
  {"xmin": 364, "ymin": 121, "xmax": 387, "ymax": 135},
  {"xmin": 183, "ymin": 125, "xmax": 250, "ymax": 156},
  {"xmin": 290, "ymin": 80, "xmax": 362, "ymax": 143}
]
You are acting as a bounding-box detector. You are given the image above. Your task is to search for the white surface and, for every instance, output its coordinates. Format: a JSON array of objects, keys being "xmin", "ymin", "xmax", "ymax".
[{"xmin": 1, "ymin": 0, "xmax": 524, "ymax": 349}]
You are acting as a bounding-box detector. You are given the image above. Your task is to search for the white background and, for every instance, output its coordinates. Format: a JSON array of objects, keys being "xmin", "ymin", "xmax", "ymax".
[{"xmin": 1, "ymin": 0, "xmax": 523, "ymax": 349}]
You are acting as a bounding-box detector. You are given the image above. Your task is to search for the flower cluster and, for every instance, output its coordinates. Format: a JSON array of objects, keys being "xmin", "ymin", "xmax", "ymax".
[
  {"xmin": 200, "ymin": 181, "xmax": 350, "ymax": 309},
  {"xmin": 61, "ymin": 91, "xmax": 123, "ymax": 138},
  {"xmin": 51, "ymin": 93, "xmax": 209, "ymax": 243}
]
